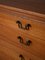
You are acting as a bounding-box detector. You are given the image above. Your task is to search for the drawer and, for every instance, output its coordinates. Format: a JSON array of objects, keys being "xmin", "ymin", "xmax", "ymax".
[
  {"xmin": 0, "ymin": 17, "xmax": 45, "ymax": 43},
  {"xmin": 0, "ymin": 19, "xmax": 45, "ymax": 45},
  {"xmin": 0, "ymin": 38, "xmax": 42, "ymax": 60},
  {"xmin": 0, "ymin": 34, "xmax": 45, "ymax": 60},
  {"xmin": 0, "ymin": 5, "xmax": 45, "ymax": 60},
  {"xmin": 0, "ymin": 7, "xmax": 45, "ymax": 40},
  {"xmin": 0, "ymin": 21, "xmax": 45, "ymax": 60}
]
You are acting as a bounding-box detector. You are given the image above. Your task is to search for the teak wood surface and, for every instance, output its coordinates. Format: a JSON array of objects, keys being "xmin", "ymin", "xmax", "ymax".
[{"xmin": 0, "ymin": 4, "xmax": 45, "ymax": 60}]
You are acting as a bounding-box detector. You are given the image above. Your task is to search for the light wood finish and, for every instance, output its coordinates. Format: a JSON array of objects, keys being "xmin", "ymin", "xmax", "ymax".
[{"xmin": 0, "ymin": 4, "xmax": 45, "ymax": 60}]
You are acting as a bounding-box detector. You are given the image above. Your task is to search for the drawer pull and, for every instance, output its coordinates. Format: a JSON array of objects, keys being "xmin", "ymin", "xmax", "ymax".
[
  {"xmin": 16, "ymin": 21, "xmax": 22, "ymax": 28},
  {"xmin": 16, "ymin": 21, "xmax": 31, "ymax": 30},
  {"xmin": 19, "ymin": 54, "xmax": 25, "ymax": 60},
  {"xmin": 18, "ymin": 36, "xmax": 32, "ymax": 46},
  {"xmin": 26, "ymin": 40, "xmax": 32, "ymax": 46},
  {"xmin": 18, "ymin": 36, "xmax": 23, "ymax": 43},
  {"xmin": 25, "ymin": 24, "xmax": 31, "ymax": 30}
]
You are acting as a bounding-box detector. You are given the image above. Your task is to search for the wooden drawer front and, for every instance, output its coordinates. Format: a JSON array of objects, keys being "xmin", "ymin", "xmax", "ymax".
[
  {"xmin": 0, "ymin": 33, "xmax": 45, "ymax": 60},
  {"xmin": 0, "ymin": 39, "xmax": 42, "ymax": 60},
  {"xmin": 0, "ymin": 20, "xmax": 45, "ymax": 60},
  {"xmin": 0, "ymin": 7, "xmax": 45, "ymax": 40},
  {"xmin": 0, "ymin": 5, "xmax": 45, "ymax": 60},
  {"xmin": 0, "ymin": 39, "xmax": 29, "ymax": 60}
]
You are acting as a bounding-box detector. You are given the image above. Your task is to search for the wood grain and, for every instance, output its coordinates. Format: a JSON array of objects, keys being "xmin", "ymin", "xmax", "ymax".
[
  {"xmin": 0, "ymin": 19, "xmax": 45, "ymax": 60},
  {"xmin": 0, "ymin": 38, "xmax": 43, "ymax": 60},
  {"xmin": 0, "ymin": 4, "xmax": 45, "ymax": 60},
  {"xmin": 0, "ymin": 5, "xmax": 45, "ymax": 40}
]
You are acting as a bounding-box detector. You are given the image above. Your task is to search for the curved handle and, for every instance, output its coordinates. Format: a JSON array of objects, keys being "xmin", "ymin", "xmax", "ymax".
[
  {"xmin": 19, "ymin": 54, "xmax": 25, "ymax": 60},
  {"xmin": 25, "ymin": 24, "xmax": 31, "ymax": 30},
  {"xmin": 16, "ymin": 21, "xmax": 31, "ymax": 30},
  {"xmin": 17, "ymin": 36, "xmax": 32, "ymax": 46},
  {"xmin": 16, "ymin": 21, "xmax": 22, "ymax": 28},
  {"xmin": 18, "ymin": 36, "xmax": 23, "ymax": 43},
  {"xmin": 26, "ymin": 40, "xmax": 32, "ymax": 46}
]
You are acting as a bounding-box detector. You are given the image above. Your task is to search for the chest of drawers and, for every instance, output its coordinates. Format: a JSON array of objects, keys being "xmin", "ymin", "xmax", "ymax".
[{"xmin": 0, "ymin": 4, "xmax": 45, "ymax": 60}]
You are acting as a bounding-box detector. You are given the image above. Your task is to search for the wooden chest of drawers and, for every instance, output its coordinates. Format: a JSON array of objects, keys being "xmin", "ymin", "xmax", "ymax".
[{"xmin": 0, "ymin": 4, "xmax": 45, "ymax": 60}]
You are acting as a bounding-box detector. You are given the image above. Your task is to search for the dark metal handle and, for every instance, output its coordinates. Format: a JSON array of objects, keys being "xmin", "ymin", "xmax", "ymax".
[
  {"xmin": 16, "ymin": 21, "xmax": 31, "ymax": 30},
  {"xmin": 25, "ymin": 24, "xmax": 31, "ymax": 30},
  {"xmin": 19, "ymin": 54, "xmax": 25, "ymax": 60},
  {"xmin": 16, "ymin": 21, "xmax": 22, "ymax": 28},
  {"xmin": 17, "ymin": 36, "xmax": 32, "ymax": 46},
  {"xmin": 18, "ymin": 36, "xmax": 23, "ymax": 43},
  {"xmin": 26, "ymin": 40, "xmax": 32, "ymax": 46}
]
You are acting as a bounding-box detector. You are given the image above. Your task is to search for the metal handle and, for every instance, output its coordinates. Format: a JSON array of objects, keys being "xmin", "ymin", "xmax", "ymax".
[
  {"xmin": 18, "ymin": 36, "xmax": 23, "ymax": 43},
  {"xmin": 25, "ymin": 24, "xmax": 31, "ymax": 30},
  {"xmin": 16, "ymin": 21, "xmax": 31, "ymax": 30},
  {"xmin": 16, "ymin": 21, "xmax": 22, "ymax": 28},
  {"xmin": 19, "ymin": 54, "xmax": 25, "ymax": 60},
  {"xmin": 26, "ymin": 40, "xmax": 32, "ymax": 46},
  {"xmin": 17, "ymin": 36, "xmax": 32, "ymax": 46}
]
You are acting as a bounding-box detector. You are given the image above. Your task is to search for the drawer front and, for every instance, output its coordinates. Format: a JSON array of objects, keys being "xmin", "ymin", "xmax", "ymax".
[
  {"xmin": 0, "ymin": 33, "xmax": 45, "ymax": 60},
  {"xmin": 0, "ymin": 5, "xmax": 45, "ymax": 60},
  {"xmin": 0, "ymin": 20, "xmax": 45, "ymax": 60},
  {"xmin": 0, "ymin": 38, "xmax": 42, "ymax": 60},
  {"xmin": 0, "ymin": 8, "xmax": 45, "ymax": 40}
]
